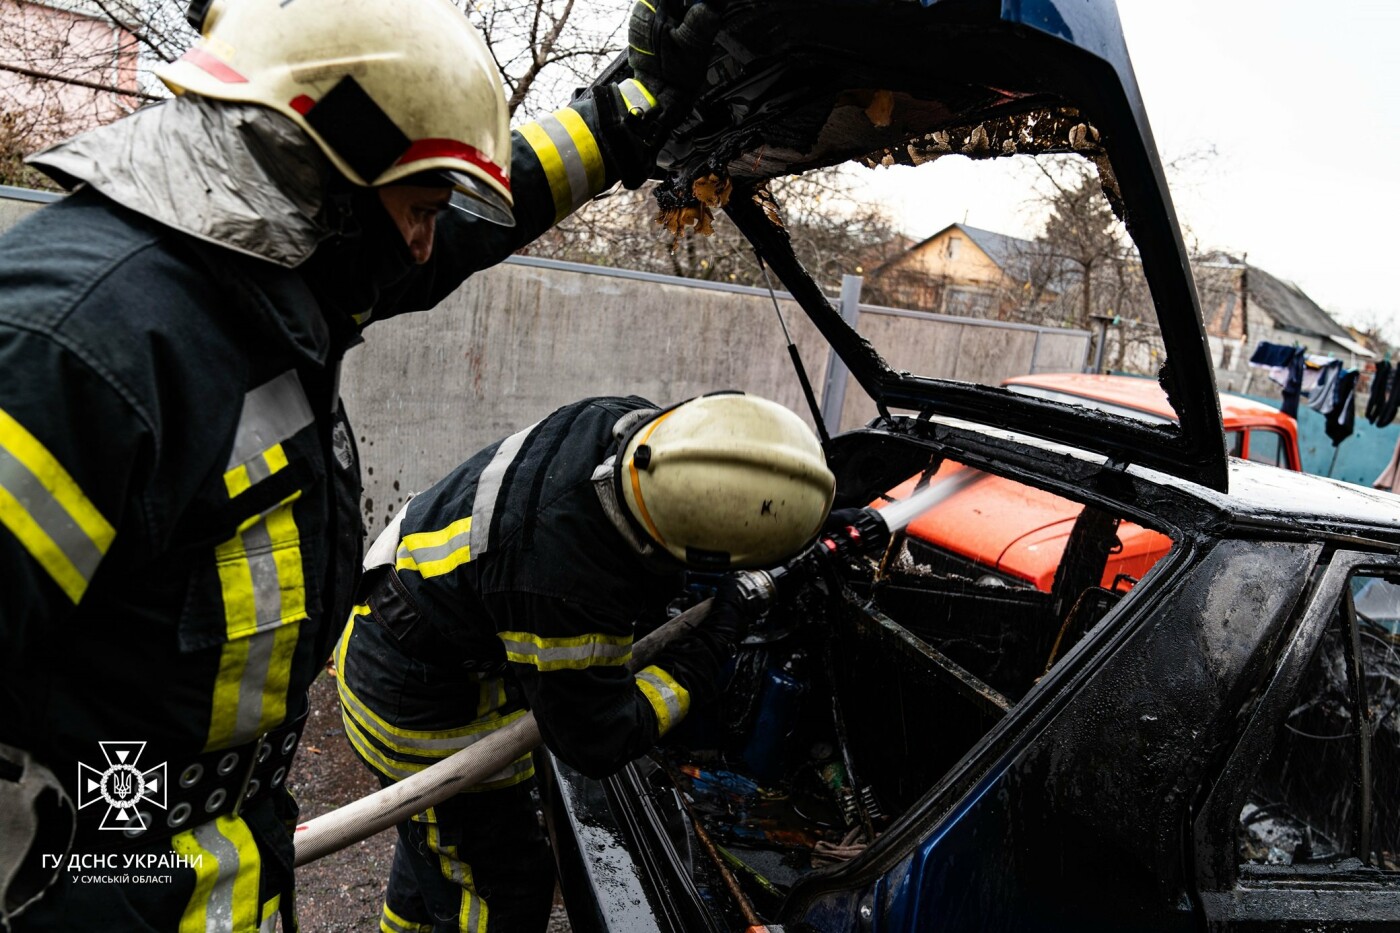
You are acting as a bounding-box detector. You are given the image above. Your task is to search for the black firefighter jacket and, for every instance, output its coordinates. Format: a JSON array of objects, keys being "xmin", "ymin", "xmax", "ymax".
[
  {"xmin": 338, "ymin": 397, "xmax": 713, "ymax": 791},
  {"xmin": 0, "ymin": 95, "xmax": 622, "ymax": 930}
]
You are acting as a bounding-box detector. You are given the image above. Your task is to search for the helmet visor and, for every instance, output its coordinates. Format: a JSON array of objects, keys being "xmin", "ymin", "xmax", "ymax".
[{"xmin": 446, "ymin": 171, "xmax": 515, "ymax": 228}]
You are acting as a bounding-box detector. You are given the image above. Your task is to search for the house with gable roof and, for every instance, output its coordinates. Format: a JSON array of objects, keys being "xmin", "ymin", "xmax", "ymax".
[
  {"xmin": 864, "ymin": 222, "xmax": 1069, "ymax": 320},
  {"xmin": 1193, "ymin": 255, "xmax": 1376, "ymax": 393}
]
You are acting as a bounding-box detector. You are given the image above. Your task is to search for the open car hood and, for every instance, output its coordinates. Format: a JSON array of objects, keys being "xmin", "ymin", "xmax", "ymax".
[{"xmin": 648, "ymin": 0, "xmax": 1229, "ymax": 491}]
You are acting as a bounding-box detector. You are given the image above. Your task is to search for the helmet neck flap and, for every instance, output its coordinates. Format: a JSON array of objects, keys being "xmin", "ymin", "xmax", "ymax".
[{"xmin": 29, "ymin": 94, "xmax": 343, "ymax": 268}]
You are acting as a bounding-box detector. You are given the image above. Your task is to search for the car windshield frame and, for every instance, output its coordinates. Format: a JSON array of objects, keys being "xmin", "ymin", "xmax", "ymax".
[{"xmin": 658, "ymin": 0, "xmax": 1231, "ymax": 490}]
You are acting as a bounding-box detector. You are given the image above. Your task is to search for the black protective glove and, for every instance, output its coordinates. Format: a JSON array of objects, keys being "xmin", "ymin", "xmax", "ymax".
[
  {"xmin": 649, "ymin": 573, "xmax": 755, "ymax": 706},
  {"xmin": 627, "ymin": 0, "xmax": 721, "ymax": 119},
  {"xmin": 819, "ymin": 506, "xmax": 890, "ymax": 558},
  {"xmin": 594, "ymin": 0, "xmax": 721, "ymax": 188}
]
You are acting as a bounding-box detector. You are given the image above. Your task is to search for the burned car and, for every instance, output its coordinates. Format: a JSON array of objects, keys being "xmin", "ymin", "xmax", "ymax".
[{"xmin": 542, "ymin": 1, "xmax": 1400, "ymax": 930}]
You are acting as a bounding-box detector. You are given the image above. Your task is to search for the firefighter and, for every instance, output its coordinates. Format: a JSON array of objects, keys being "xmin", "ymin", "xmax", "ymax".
[
  {"xmin": 0, "ymin": 0, "xmax": 719, "ymax": 927},
  {"xmin": 336, "ymin": 392, "xmax": 834, "ymax": 933}
]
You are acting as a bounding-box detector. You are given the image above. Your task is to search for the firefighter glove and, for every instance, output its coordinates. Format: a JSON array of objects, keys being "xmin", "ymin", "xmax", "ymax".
[
  {"xmin": 628, "ymin": 0, "xmax": 720, "ymax": 115},
  {"xmin": 704, "ymin": 573, "xmax": 754, "ymax": 654},
  {"xmin": 595, "ymin": 0, "xmax": 721, "ymax": 188},
  {"xmin": 650, "ymin": 575, "xmax": 753, "ymax": 707}
]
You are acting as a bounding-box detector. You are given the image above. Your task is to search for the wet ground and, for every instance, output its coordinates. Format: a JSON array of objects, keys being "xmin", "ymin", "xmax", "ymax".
[{"xmin": 287, "ymin": 672, "xmax": 571, "ymax": 931}]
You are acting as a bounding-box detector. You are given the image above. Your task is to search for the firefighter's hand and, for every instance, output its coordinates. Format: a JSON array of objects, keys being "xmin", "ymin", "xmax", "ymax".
[
  {"xmin": 627, "ymin": 0, "xmax": 721, "ymax": 122},
  {"xmin": 704, "ymin": 573, "xmax": 754, "ymax": 654}
]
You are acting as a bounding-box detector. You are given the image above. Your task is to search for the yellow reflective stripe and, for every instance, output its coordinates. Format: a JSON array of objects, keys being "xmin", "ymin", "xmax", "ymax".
[
  {"xmin": 174, "ymin": 815, "xmax": 260, "ymax": 933},
  {"xmin": 345, "ymin": 703, "xmax": 534, "ymax": 789},
  {"xmin": 636, "ymin": 664, "xmax": 690, "ymax": 736},
  {"xmin": 618, "ymin": 77, "xmax": 657, "ymax": 114},
  {"xmin": 0, "ymin": 406, "xmax": 114, "ymax": 603},
  {"xmin": 338, "ymin": 620, "xmax": 521, "ymax": 744},
  {"xmin": 520, "ymin": 120, "xmax": 573, "ymax": 223},
  {"xmin": 381, "ymin": 902, "xmax": 432, "ymax": 933},
  {"xmin": 254, "ymin": 621, "xmax": 299, "ymax": 736},
  {"xmin": 425, "ymin": 811, "xmax": 488, "ymax": 933},
  {"xmin": 522, "ymin": 106, "xmax": 607, "ymax": 223},
  {"xmin": 222, "ymin": 443, "xmax": 289, "ymax": 499},
  {"xmin": 266, "ymin": 499, "xmax": 305, "ymax": 622},
  {"xmin": 396, "ymin": 515, "xmax": 472, "ymax": 578},
  {"xmin": 259, "ymin": 894, "xmax": 281, "ymax": 933},
  {"xmin": 207, "ymin": 493, "xmax": 306, "ymax": 749},
  {"xmin": 223, "ymin": 464, "xmax": 252, "ymax": 499},
  {"xmin": 207, "ymin": 633, "xmax": 251, "ymax": 752},
  {"xmin": 214, "ymin": 493, "xmax": 306, "ymax": 637},
  {"xmin": 263, "ymin": 443, "xmax": 289, "ymax": 475},
  {"xmin": 553, "ymin": 107, "xmax": 606, "ymax": 194},
  {"xmin": 499, "ymin": 631, "xmax": 633, "ymax": 671}
]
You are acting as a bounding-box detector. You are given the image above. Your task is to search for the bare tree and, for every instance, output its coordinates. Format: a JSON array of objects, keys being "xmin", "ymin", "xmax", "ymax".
[{"xmin": 524, "ymin": 166, "xmax": 900, "ymax": 293}]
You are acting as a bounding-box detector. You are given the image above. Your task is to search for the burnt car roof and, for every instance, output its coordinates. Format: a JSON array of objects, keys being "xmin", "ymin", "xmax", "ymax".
[{"xmin": 651, "ymin": 0, "xmax": 1231, "ymax": 490}]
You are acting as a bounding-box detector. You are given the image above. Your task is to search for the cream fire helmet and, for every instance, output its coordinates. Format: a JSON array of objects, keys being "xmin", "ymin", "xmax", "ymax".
[
  {"xmin": 155, "ymin": 0, "xmax": 514, "ymax": 226},
  {"xmin": 619, "ymin": 393, "xmax": 836, "ymax": 569}
]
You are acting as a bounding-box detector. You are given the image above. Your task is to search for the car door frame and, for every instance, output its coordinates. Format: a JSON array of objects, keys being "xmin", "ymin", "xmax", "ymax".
[{"xmin": 1192, "ymin": 549, "xmax": 1400, "ymax": 928}]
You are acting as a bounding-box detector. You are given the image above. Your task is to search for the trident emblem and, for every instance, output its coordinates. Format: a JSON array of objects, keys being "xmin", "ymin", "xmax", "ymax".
[{"xmin": 77, "ymin": 741, "xmax": 167, "ymax": 831}]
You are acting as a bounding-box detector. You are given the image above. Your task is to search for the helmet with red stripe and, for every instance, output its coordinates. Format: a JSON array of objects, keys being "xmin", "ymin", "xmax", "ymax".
[{"xmin": 156, "ymin": 0, "xmax": 514, "ymax": 226}]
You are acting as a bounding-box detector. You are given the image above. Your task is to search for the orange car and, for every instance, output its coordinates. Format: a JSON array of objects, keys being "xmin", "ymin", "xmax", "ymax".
[{"xmin": 888, "ymin": 373, "xmax": 1301, "ymax": 592}]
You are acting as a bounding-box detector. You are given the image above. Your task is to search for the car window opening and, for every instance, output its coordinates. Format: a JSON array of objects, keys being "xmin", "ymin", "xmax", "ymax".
[
  {"xmin": 634, "ymin": 456, "xmax": 1176, "ymax": 925},
  {"xmin": 1239, "ymin": 573, "xmax": 1400, "ymax": 874}
]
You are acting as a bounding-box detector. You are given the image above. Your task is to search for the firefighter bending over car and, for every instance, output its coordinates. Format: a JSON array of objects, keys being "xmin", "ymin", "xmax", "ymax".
[
  {"xmin": 336, "ymin": 393, "xmax": 835, "ymax": 933},
  {"xmin": 0, "ymin": 0, "xmax": 720, "ymax": 927}
]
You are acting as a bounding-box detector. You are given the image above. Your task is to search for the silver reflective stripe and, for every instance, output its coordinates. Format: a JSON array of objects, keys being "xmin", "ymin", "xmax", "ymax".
[
  {"xmin": 538, "ymin": 113, "xmax": 592, "ymax": 211},
  {"xmin": 260, "ymin": 909, "xmax": 278, "ymax": 933},
  {"xmin": 618, "ymin": 78, "xmax": 655, "ymax": 115},
  {"xmin": 0, "ymin": 444, "xmax": 105, "ymax": 586},
  {"xmin": 339, "ymin": 680, "xmax": 517, "ymax": 754},
  {"xmin": 468, "ymin": 421, "xmax": 538, "ymax": 559},
  {"xmin": 244, "ymin": 456, "xmax": 273, "ymax": 486},
  {"xmin": 396, "ymin": 526, "xmax": 471, "ymax": 569},
  {"xmin": 466, "ymin": 890, "xmax": 483, "ymax": 933},
  {"xmin": 637, "ymin": 669, "xmax": 686, "ymax": 724},
  {"xmin": 498, "ymin": 635, "xmax": 632, "ymax": 668},
  {"xmin": 242, "ymin": 518, "xmax": 284, "ymax": 633},
  {"xmin": 232, "ymin": 630, "xmax": 277, "ymax": 745},
  {"xmin": 194, "ymin": 820, "xmax": 239, "ymax": 932},
  {"xmin": 227, "ymin": 371, "xmax": 314, "ymax": 469}
]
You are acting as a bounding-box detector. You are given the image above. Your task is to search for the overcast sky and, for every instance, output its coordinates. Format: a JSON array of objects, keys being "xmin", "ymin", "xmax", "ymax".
[{"xmin": 853, "ymin": 0, "xmax": 1400, "ymax": 340}]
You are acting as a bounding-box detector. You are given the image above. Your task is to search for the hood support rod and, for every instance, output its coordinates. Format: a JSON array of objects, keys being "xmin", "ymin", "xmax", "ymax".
[{"xmin": 756, "ymin": 249, "xmax": 832, "ymax": 454}]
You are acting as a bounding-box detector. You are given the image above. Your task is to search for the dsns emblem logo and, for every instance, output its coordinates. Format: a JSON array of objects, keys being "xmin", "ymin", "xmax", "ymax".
[{"xmin": 77, "ymin": 742, "xmax": 167, "ymax": 831}]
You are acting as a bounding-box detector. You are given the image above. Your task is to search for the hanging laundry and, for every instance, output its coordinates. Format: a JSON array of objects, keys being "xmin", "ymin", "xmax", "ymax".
[
  {"xmin": 1365, "ymin": 360, "xmax": 1391, "ymax": 425},
  {"xmin": 1280, "ymin": 348, "xmax": 1306, "ymax": 418},
  {"xmin": 1307, "ymin": 359, "xmax": 1345, "ymax": 415},
  {"xmin": 1323, "ymin": 370, "xmax": 1357, "ymax": 447},
  {"xmin": 1248, "ymin": 342, "xmax": 1297, "ymax": 368},
  {"xmin": 1380, "ymin": 367, "xmax": 1400, "ymax": 428}
]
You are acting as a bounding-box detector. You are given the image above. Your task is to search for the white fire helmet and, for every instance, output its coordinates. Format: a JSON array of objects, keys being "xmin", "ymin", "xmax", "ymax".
[
  {"xmin": 619, "ymin": 393, "xmax": 836, "ymax": 570},
  {"xmin": 155, "ymin": 0, "xmax": 514, "ymax": 226}
]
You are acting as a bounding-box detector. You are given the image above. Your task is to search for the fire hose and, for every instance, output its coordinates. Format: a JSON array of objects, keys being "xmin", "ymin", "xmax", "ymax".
[{"xmin": 295, "ymin": 479, "xmax": 959, "ymax": 865}]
